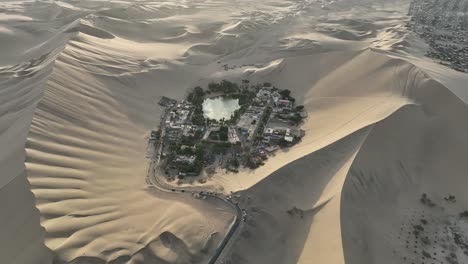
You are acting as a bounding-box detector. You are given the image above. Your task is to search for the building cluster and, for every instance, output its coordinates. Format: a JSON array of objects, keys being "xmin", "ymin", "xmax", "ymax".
[
  {"xmin": 235, "ymin": 87, "xmax": 303, "ymax": 144},
  {"xmin": 263, "ymin": 126, "xmax": 304, "ymax": 144},
  {"xmin": 152, "ymin": 82, "xmax": 306, "ymax": 178},
  {"xmin": 234, "ymin": 87, "xmax": 281, "ymax": 141},
  {"xmin": 236, "ymin": 106, "xmax": 267, "ymax": 141},
  {"xmin": 228, "ymin": 127, "xmax": 240, "ymax": 144},
  {"xmin": 237, "ymin": 86, "xmax": 306, "ymax": 164},
  {"xmin": 174, "ymin": 155, "xmax": 196, "ymax": 164},
  {"xmin": 408, "ymin": 0, "xmax": 468, "ymax": 72},
  {"xmin": 202, "ymin": 126, "xmax": 240, "ymax": 144},
  {"xmin": 253, "ymin": 115, "xmax": 305, "ymax": 162},
  {"xmin": 153, "ymin": 99, "xmax": 204, "ymax": 177},
  {"xmin": 163, "ymin": 100, "xmax": 197, "ymax": 142}
]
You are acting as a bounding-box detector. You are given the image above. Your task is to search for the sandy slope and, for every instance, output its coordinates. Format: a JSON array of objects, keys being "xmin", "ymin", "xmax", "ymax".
[
  {"xmin": 222, "ymin": 50, "xmax": 468, "ymax": 263},
  {"xmin": 25, "ymin": 27, "xmax": 235, "ymax": 264},
  {"xmin": 1, "ymin": 0, "xmax": 468, "ymax": 264},
  {"xmin": 341, "ymin": 61, "xmax": 468, "ymax": 264}
]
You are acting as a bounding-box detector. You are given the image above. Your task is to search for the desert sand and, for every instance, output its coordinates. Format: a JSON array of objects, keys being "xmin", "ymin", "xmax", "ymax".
[{"xmin": 1, "ymin": 0, "xmax": 468, "ymax": 264}]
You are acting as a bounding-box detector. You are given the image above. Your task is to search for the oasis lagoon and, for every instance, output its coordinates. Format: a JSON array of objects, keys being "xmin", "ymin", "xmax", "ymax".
[{"xmin": 202, "ymin": 96, "xmax": 240, "ymax": 121}]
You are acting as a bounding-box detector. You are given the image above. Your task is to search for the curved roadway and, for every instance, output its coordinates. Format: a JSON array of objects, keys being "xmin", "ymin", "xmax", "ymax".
[{"xmin": 146, "ymin": 159, "xmax": 242, "ymax": 264}]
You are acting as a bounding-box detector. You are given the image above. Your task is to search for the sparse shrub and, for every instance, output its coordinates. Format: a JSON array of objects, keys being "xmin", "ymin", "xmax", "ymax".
[
  {"xmin": 422, "ymin": 250, "xmax": 431, "ymax": 258},
  {"xmin": 286, "ymin": 207, "xmax": 304, "ymax": 219},
  {"xmin": 198, "ymin": 178, "xmax": 207, "ymax": 184},
  {"xmin": 445, "ymin": 195, "xmax": 457, "ymax": 203},
  {"xmin": 295, "ymin": 105, "xmax": 304, "ymax": 111},
  {"xmin": 421, "ymin": 236, "xmax": 431, "ymax": 245},
  {"xmin": 445, "ymin": 252, "xmax": 459, "ymax": 264},
  {"xmin": 420, "ymin": 193, "xmax": 436, "ymax": 207}
]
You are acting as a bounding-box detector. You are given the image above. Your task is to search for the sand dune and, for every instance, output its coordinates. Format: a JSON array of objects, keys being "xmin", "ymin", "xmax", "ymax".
[
  {"xmin": 25, "ymin": 33, "xmax": 235, "ymax": 263},
  {"xmin": 220, "ymin": 50, "xmax": 468, "ymax": 263},
  {"xmin": 1, "ymin": 0, "xmax": 468, "ymax": 264}
]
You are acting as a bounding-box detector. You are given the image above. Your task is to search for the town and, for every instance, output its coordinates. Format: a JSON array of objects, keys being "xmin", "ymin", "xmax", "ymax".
[
  {"xmin": 149, "ymin": 80, "xmax": 306, "ymax": 183},
  {"xmin": 408, "ymin": 0, "xmax": 468, "ymax": 73}
]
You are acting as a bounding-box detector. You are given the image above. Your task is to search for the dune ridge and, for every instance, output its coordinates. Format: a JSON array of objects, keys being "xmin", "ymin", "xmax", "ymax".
[
  {"xmin": 220, "ymin": 52, "xmax": 468, "ymax": 263},
  {"xmin": 24, "ymin": 29, "xmax": 235, "ymax": 264}
]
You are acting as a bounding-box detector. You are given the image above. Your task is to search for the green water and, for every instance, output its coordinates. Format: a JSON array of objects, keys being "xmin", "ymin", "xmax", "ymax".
[{"xmin": 202, "ymin": 96, "xmax": 240, "ymax": 121}]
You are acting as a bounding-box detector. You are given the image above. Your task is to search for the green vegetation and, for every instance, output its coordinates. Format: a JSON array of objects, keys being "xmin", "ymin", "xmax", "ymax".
[
  {"xmin": 243, "ymin": 152, "xmax": 265, "ymax": 169},
  {"xmin": 194, "ymin": 86, "xmax": 204, "ymax": 97},
  {"xmin": 210, "ymin": 142, "xmax": 231, "ymax": 154},
  {"xmin": 190, "ymin": 106, "xmax": 205, "ymax": 126},
  {"xmin": 219, "ymin": 126, "xmax": 228, "ymax": 141},
  {"xmin": 177, "ymin": 145, "xmax": 195, "ymax": 156},
  {"xmin": 208, "ymin": 80, "xmax": 239, "ymax": 94},
  {"xmin": 175, "ymin": 144, "xmax": 204, "ymax": 175},
  {"xmin": 286, "ymin": 207, "xmax": 305, "ymax": 218},
  {"xmin": 279, "ymin": 89, "xmax": 296, "ymax": 103},
  {"xmin": 158, "ymin": 96, "xmax": 177, "ymax": 107},
  {"xmin": 254, "ymin": 106, "xmax": 272, "ymax": 142},
  {"xmin": 208, "ymin": 126, "xmax": 229, "ymax": 141},
  {"xmin": 420, "ymin": 193, "xmax": 436, "ymax": 207},
  {"xmin": 295, "ymin": 105, "xmax": 304, "ymax": 111},
  {"xmin": 237, "ymin": 89, "xmax": 256, "ymax": 105},
  {"xmin": 228, "ymin": 91, "xmax": 256, "ymax": 124},
  {"xmin": 194, "ymin": 144, "xmax": 204, "ymax": 171},
  {"xmin": 229, "ymin": 157, "xmax": 240, "ymax": 168},
  {"xmin": 278, "ymin": 138, "xmax": 289, "ymax": 148},
  {"xmin": 244, "ymin": 153, "xmax": 257, "ymax": 169},
  {"xmin": 288, "ymin": 113, "xmax": 303, "ymax": 124},
  {"xmin": 422, "ymin": 250, "xmax": 432, "ymax": 258},
  {"xmin": 421, "ymin": 236, "xmax": 431, "ymax": 245},
  {"xmin": 180, "ymin": 135, "xmax": 197, "ymax": 146},
  {"xmin": 187, "ymin": 86, "xmax": 206, "ymax": 126},
  {"xmin": 279, "ymin": 89, "xmax": 290, "ymax": 98},
  {"xmin": 460, "ymin": 211, "xmax": 468, "ymax": 218},
  {"xmin": 194, "ymin": 128, "xmax": 203, "ymax": 140},
  {"xmin": 187, "ymin": 86, "xmax": 204, "ymax": 104},
  {"xmin": 151, "ymin": 130, "xmax": 161, "ymax": 140},
  {"xmin": 445, "ymin": 195, "xmax": 457, "ymax": 202}
]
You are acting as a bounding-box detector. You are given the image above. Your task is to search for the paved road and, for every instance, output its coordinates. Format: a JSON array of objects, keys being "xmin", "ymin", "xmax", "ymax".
[
  {"xmin": 154, "ymin": 108, "xmax": 168, "ymax": 164},
  {"xmin": 146, "ymin": 159, "xmax": 242, "ymax": 264}
]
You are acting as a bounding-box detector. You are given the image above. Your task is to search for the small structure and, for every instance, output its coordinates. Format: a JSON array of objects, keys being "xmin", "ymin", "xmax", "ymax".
[
  {"xmin": 150, "ymin": 130, "xmax": 160, "ymax": 140},
  {"xmin": 277, "ymin": 99, "xmax": 292, "ymax": 108},
  {"xmin": 284, "ymin": 135, "xmax": 294, "ymax": 143},
  {"xmin": 175, "ymin": 155, "xmax": 196, "ymax": 164},
  {"xmin": 236, "ymin": 106, "xmax": 266, "ymax": 140},
  {"xmin": 203, "ymin": 127, "xmax": 219, "ymax": 141},
  {"xmin": 264, "ymin": 145, "xmax": 279, "ymax": 154},
  {"xmin": 228, "ymin": 127, "xmax": 240, "ymax": 144}
]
